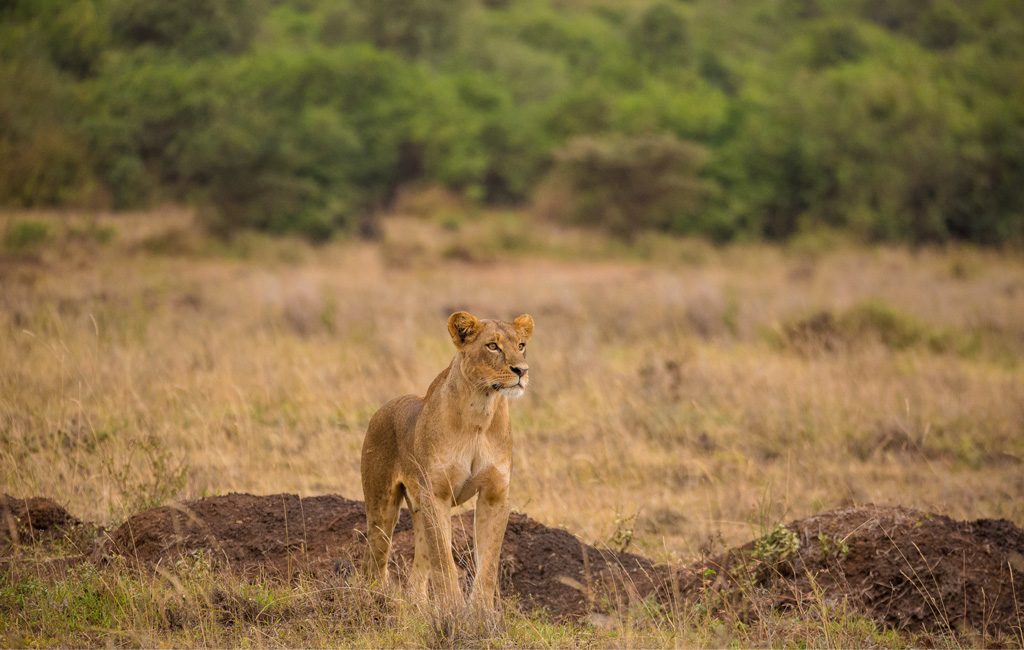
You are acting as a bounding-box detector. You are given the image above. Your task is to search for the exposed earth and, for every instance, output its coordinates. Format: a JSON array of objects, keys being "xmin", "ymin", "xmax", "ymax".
[{"xmin": 3, "ymin": 493, "xmax": 1022, "ymax": 637}]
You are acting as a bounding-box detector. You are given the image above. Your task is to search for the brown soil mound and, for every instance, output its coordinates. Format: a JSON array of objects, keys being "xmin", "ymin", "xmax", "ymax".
[
  {"xmin": 100, "ymin": 493, "xmax": 659, "ymax": 619},
  {"xmin": 10, "ymin": 493, "xmax": 1019, "ymax": 635},
  {"xmin": 691, "ymin": 504, "xmax": 1024, "ymax": 635},
  {"xmin": 102, "ymin": 494, "xmax": 366, "ymax": 575},
  {"xmin": 1, "ymin": 494, "xmax": 80, "ymax": 543}
]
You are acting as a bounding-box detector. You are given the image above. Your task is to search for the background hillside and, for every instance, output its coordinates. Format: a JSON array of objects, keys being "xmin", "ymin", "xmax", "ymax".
[{"xmin": 3, "ymin": 0, "xmax": 1023, "ymax": 245}]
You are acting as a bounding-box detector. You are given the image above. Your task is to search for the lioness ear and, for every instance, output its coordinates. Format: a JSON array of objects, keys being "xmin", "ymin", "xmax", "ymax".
[
  {"xmin": 448, "ymin": 311, "xmax": 482, "ymax": 348},
  {"xmin": 512, "ymin": 314, "xmax": 534, "ymax": 341}
]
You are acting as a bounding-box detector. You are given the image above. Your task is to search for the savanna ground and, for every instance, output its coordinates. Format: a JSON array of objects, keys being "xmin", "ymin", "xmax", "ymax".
[{"xmin": 2, "ymin": 205, "xmax": 1023, "ymax": 647}]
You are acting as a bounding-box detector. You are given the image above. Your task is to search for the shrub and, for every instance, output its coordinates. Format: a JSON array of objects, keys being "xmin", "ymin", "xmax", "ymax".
[
  {"xmin": 628, "ymin": 3, "xmax": 689, "ymax": 70},
  {"xmin": 772, "ymin": 301, "xmax": 926, "ymax": 353},
  {"xmin": 350, "ymin": 0, "xmax": 464, "ymax": 60},
  {"xmin": 549, "ymin": 134, "xmax": 708, "ymax": 242},
  {"xmin": 918, "ymin": 1, "xmax": 977, "ymax": 50},
  {"xmin": 109, "ymin": 0, "xmax": 264, "ymax": 56},
  {"xmin": 3, "ymin": 220, "xmax": 50, "ymax": 250},
  {"xmin": 0, "ymin": 56, "xmax": 96, "ymax": 208},
  {"xmin": 804, "ymin": 21, "xmax": 867, "ymax": 69},
  {"xmin": 860, "ymin": 0, "xmax": 931, "ymax": 32}
]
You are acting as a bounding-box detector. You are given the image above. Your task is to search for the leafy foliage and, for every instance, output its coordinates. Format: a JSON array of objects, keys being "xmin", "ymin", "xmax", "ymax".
[
  {"xmin": 0, "ymin": 0, "xmax": 1022, "ymax": 244},
  {"xmin": 552, "ymin": 135, "xmax": 707, "ymax": 241},
  {"xmin": 108, "ymin": 0, "xmax": 263, "ymax": 56}
]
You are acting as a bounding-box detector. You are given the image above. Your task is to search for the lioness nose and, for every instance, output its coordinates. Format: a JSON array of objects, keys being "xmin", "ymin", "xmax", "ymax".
[{"xmin": 511, "ymin": 364, "xmax": 528, "ymax": 377}]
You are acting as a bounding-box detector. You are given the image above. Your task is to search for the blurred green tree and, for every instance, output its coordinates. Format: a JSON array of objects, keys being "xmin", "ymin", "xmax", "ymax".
[
  {"xmin": 109, "ymin": 0, "xmax": 264, "ymax": 56},
  {"xmin": 551, "ymin": 134, "xmax": 708, "ymax": 241},
  {"xmin": 628, "ymin": 3, "xmax": 690, "ymax": 71},
  {"xmin": 0, "ymin": 0, "xmax": 1021, "ymax": 245},
  {"xmin": 350, "ymin": 0, "xmax": 463, "ymax": 60}
]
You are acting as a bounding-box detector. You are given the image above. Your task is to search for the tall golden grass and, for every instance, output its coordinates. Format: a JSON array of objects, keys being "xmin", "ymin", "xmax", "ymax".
[{"xmin": 2, "ymin": 207, "xmax": 1022, "ymax": 565}]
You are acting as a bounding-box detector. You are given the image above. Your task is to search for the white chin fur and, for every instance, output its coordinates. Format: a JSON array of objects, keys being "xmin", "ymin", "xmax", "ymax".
[{"xmin": 499, "ymin": 385, "xmax": 526, "ymax": 399}]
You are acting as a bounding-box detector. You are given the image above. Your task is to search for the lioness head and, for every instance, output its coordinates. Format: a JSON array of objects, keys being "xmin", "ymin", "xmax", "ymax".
[{"xmin": 448, "ymin": 311, "xmax": 534, "ymax": 398}]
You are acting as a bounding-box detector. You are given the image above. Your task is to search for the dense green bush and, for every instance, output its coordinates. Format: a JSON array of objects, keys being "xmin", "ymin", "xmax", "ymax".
[
  {"xmin": 350, "ymin": 0, "xmax": 464, "ymax": 61},
  {"xmin": 628, "ymin": 3, "xmax": 690, "ymax": 70},
  {"xmin": 0, "ymin": 0, "xmax": 1021, "ymax": 245},
  {"xmin": 551, "ymin": 135, "xmax": 708, "ymax": 241},
  {"xmin": 715, "ymin": 51, "xmax": 1024, "ymax": 244},
  {"xmin": 108, "ymin": 0, "xmax": 263, "ymax": 56},
  {"xmin": 3, "ymin": 220, "xmax": 51, "ymax": 250},
  {"xmin": 0, "ymin": 54, "xmax": 97, "ymax": 207}
]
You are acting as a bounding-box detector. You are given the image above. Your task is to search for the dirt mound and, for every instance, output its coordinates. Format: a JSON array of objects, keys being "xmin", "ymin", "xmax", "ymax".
[
  {"xmin": 1, "ymin": 494, "xmax": 80, "ymax": 543},
  {"xmin": 101, "ymin": 493, "xmax": 659, "ymax": 618},
  {"xmin": 102, "ymin": 493, "xmax": 367, "ymax": 574},
  {"xmin": 692, "ymin": 504, "xmax": 1024, "ymax": 635},
  {"xmin": 29, "ymin": 494, "xmax": 1019, "ymax": 633},
  {"xmin": 453, "ymin": 510, "xmax": 660, "ymax": 618}
]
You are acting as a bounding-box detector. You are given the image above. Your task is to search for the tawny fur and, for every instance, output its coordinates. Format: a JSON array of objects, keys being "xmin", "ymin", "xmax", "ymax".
[{"xmin": 360, "ymin": 311, "xmax": 534, "ymax": 609}]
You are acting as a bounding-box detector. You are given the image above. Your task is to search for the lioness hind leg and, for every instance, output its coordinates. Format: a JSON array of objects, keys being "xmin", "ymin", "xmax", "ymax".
[
  {"xmin": 363, "ymin": 483, "xmax": 403, "ymax": 585},
  {"xmin": 408, "ymin": 508, "xmax": 429, "ymax": 599}
]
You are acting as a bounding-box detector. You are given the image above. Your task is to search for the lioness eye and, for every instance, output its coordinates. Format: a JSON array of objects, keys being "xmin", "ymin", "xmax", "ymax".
[
  {"xmin": 487, "ymin": 343, "xmax": 499, "ymax": 351},
  {"xmin": 518, "ymin": 343, "xmax": 526, "ymax": 350}
]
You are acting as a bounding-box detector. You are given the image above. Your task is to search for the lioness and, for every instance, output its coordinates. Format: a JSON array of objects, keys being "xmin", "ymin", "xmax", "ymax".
[{"xmin": 360, "ymin": 311, "xmax": 534, "ymax": 609}]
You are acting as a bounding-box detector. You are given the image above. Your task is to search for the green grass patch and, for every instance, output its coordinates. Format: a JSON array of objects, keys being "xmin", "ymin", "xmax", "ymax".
[{"xmin": 3, "ymin": 221, "xmax": 50, "ymax": 251}]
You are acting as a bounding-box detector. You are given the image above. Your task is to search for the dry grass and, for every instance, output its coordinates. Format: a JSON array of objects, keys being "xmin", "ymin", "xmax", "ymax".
[
  {"xmin": 0, "ymin": 545, "xmax": 604, "ymax": 649},
  {"xmin": 2, "ymin": 208, "xmax": 1023, "ymax": 558},
  {"xmin": 0, "ymin": 543, "xmax": 922, "ymax": 648},
  {"xmin": 3, "ymin": 207, "xmax": 1022, "ymax": 646}
]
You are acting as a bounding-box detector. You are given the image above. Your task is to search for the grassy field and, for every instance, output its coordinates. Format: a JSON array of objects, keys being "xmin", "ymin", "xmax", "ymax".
[{"xmin": 2, "ymin": 206, "xmax": 1023, "ymax": 647}]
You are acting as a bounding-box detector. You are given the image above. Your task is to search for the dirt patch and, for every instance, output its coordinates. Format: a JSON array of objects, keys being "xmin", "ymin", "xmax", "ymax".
[
  {"xmin": 100, "ymin": 493, "xmax": 367, "ymax": 575},
  {"xmin": 7, "ymin": 493, "xmax": 1022, "ymax": 635},
  {"xmin": 689, "ymin": 504, "xmax": 1024, "ymax": 635},
  {"xmin": 1, "ymin": 494, "xmax": 80, "ymax": 543},
  {"xmin": 98, "ymin": 493, "xmax": 659, "ymax": 619}
]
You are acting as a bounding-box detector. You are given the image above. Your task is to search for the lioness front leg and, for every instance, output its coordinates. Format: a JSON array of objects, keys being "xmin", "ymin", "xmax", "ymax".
[
  {"xmin": 420, "ymin": 494, "xmax": 465, "ymax": 608},
  {"xmin": 470, "ymin": 482, "xmax": 510, "ymax": 609}
]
